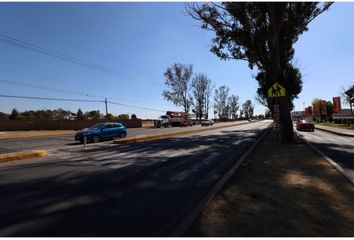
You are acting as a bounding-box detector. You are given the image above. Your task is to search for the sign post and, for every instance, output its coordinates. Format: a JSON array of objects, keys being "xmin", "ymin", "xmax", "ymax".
[
  {"xmin": 84, "ymin": 133, "xmax": 87, "ymax": 149},
  {"xmin": 268, "ymin": 83, "xmax": 286, "ymax": 141}
]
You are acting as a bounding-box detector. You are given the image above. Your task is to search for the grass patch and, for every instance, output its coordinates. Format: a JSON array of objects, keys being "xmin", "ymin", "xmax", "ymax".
[{"xmin": 317, "ymin": 122, "xmax": 354, "ymax": 130}]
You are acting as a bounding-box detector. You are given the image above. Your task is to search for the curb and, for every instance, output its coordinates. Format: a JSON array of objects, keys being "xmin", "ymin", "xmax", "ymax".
[
  {"xmin": 0, "ymin": 150, "xmax": 48, "ymax": 163},
  {"xmin": 113, "ymin": 121, "xmax": 253, "ymax": 144},
  {"xmin": 315, "ymin": 126, "xmax": 354, "ymax": 138},
  {"xmin": 168, "ymin": 122, "xmax": 273, "ymax": 236},
  {"xmin": 296, "ymin": 132, "xmax": 354, "ymax": 186}
]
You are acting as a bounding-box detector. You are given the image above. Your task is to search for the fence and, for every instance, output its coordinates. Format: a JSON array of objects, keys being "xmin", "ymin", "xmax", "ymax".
[{"xmin": 0, "ymin": 119, "xmax": 142, "ymax": 131}]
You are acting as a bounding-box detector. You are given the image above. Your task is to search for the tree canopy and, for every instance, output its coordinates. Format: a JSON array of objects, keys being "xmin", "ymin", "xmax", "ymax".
[
  {"xmin": 163, "ymin": 63, "xmax": 193, "ymax": 113},
  {"xmin": 188, "ymin": 2, "xmax": 332, "ymax": 142},
  {"xmin": 342, "ymin": 84, "xmax": 354, "ymax": 116},
  {"xmin": 214, "ymin": 85, "xmax": 230, "ymax": 120},
  {"xmin": 191, "ymin": 73, "xmax": 212, "ymax": 119}
]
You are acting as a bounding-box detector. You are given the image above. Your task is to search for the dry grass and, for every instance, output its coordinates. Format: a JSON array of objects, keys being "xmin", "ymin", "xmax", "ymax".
[
  {"xmin": 0, "ymin": 130, "xmax": 75, "ymax": 140},
  {"xmin": 186, "ymin": 128, "xmax": 354, "ymax": 237}
]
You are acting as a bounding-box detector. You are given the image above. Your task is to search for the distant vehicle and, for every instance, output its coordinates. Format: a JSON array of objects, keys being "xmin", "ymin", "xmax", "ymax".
[
  {"xmin": 155, "ymin": 111, "xmax": 191, "ymax": 128},
  {"xmin": 180, "ymin": 120, "xmax": 193, "ymax": 127},
  {"xmin": 201, "ymin": 119, "xmax": 214, "ymax": 126},
  {"xmin": 296, "ymin": 119, "xmax": 314, "ymax": 132},
  {"xmin": 75, "ymin": 122, "xmax": 127, "ymax": 143}
]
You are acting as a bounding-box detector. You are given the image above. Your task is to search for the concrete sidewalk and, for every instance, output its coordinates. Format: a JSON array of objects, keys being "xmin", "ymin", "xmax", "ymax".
[{"xmin": 315, "ymin": 124, "xmax": 354, "ymax": 137}]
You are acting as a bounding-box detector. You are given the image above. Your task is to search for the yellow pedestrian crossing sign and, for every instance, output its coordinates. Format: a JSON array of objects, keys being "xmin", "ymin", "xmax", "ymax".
[{"xmin": 268, "ymin": 83, "xmax": 286, "ymax": 97}]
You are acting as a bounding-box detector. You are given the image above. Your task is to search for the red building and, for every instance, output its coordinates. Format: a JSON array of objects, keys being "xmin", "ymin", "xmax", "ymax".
[{"xmin": 333, "ymin": 97, "xmax": 341, "ymax": 114}]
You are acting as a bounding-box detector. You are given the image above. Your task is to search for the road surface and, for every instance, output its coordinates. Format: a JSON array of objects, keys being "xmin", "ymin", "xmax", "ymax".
[
  {"xmin": 296, "ymin": 128, "xmax": 354, "ymax": 180},
  {"xmin": 0, "ymin": 122, "xmax": 248, "ymax": 154},
  {"xmin": 0, "ymin": 120, "xmax": 271, "ymax": 236}
]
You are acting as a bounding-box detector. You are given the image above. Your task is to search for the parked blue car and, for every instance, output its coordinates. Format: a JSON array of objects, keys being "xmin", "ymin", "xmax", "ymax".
[{"xmin": 75, "ymin": 122, "xmax": 127, "ymax": 143}]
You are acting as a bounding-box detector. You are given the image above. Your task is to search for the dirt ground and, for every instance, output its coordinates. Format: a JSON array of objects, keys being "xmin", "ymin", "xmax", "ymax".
[
  {"xmin": 186, "ymin": 128, "xmax": 354, "ymax": 237},
  {"xmin": 0, "ymin": 130, "xmax": 75, "ymax": 140}
]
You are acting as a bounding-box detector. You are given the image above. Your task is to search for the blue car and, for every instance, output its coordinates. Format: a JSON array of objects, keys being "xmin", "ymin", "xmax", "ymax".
[{"xmin": 75, "ymin": 122, "xmax": 127, "ymax": 143}]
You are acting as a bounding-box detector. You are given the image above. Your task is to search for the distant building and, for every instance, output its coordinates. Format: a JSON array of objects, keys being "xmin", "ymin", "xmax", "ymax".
[
  {"xmin": 332, "ymin": 109, "xmax": 354, "ymax": 121},
  {"xmin": 333, "ymin": 96, "xmax": 341, "ymax": 114},
  {"xmin": 291, "ymin": 111, "xmax": 304, "ymax": 121}
]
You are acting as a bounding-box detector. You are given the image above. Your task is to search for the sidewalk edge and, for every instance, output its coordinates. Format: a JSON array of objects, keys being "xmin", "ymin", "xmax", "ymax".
[
  {"xmin": 0, "ymin": 150, "xmax": 48, "ymax": 163},
  {"xmin": 296, "ymin": 132, "xmax": 354, "ymax": 186},
  {"xmin": 315, "ymin": 126, "xmax": 354, "ymax": 138},
  {"xmin": 169, "ymin": 123, "xmax": 273, "ymax": 236}
]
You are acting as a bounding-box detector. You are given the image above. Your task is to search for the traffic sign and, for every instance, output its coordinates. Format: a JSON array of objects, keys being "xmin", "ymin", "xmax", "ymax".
[{"xmin": 268, "ymin": 83, "xmax": 286, "ymax": 97}]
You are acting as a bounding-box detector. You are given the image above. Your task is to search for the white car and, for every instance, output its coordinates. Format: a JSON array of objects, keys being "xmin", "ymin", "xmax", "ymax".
[{"xmin": 201, "ymin": 119, "xmax": 214, "ymax": 126}]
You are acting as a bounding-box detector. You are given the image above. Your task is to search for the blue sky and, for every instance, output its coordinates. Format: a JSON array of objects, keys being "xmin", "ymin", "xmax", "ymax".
[{"xmin": 0, "ymin": 2, "xmax": 353, "ymax": 119}]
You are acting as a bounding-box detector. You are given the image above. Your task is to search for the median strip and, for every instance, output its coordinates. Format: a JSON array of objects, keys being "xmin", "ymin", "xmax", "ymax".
[
  {"xmin": 113, "ymin": 121, "xmax": 253, "ymax": 144},
  {"xmin": 0, "ymin": 150, "xmax": 48, "ymax": 163}
]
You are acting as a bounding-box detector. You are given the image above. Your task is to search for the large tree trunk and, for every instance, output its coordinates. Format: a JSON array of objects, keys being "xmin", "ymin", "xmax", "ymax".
[{"xmin": 268, "ymin": 3, "xmax": 294, "ymax": 143}]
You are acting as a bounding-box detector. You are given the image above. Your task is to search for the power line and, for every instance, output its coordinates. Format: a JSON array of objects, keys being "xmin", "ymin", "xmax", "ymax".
[
  {"xmin": 0, "ymin": 94, "xmax": 166, "ymax": 113},
  {"xmin": 0, "ymin": 94, "xmax": 104, "ymax": 103},
  {"xmin": 108, "ymin": 100, "xmax": 166, "ymax": 113},
  {"xmin": 0, "ymin": 77, "xmax": 100, "ymax": 99},
  {"xmin": 0, "ymin": 33, "xmax": 163, "ymax": 86},
  {"xmin": 0, "ymin": 34, "xmax": 118, "ymax": 75},
  {"xmin": 0, "ymin": 76, "xmax": 156, "ymax": 106}
]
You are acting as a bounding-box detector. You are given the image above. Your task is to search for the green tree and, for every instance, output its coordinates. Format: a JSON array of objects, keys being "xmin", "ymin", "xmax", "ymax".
[
  {"xmin": 118, "ymin": 114, "xmax": 129, "ymax": 121},
  {"xmin": 22, "ymin": 110, "xmax": 35, "ymax": 120},
  {"xmin": 326, "ymin": 101, "xmax": 333, "ymax": 122},
  {"xmin": 107, "ymin": 113, "xmax": 115, "ymax": 121},
  {"xmin": 163, "ymin": 63, "xmax": 193, "ymax": 113},
  {"xmin": 214, "ymin": 85, "xmax": 230, "ymax": 120},
  {"xmin": 311, "ymin": 98, "xmax": 321, "ymax": 121},
  {"xmin": 188, "ymin": 2, "xmax": 332, "ymax": 142},
  {"xmin": 86, "ymin": 110, "xmax": 100, "ymax": 120},
  {"xmin": 342, "ymin": 84, "xmax": 354, "ymax": 117},
  {"xmin": 76, "ymin": 108, "xmax": 85, "ymax": 120},
  {"xmin": 191, "ymin": 73, "xmax": 211, "ymax": 120},
  {"xmin": 228, "ymin": 95, "xmax": 240, "ymax": 120},
  {"xmin": 204, "ymin": 80, "xmax": 214, "ymax": 119},
  {"xmin": 242, "ymin": 100, "xmax": 255, "ymax": 119},
  {"xmin": 131, "ymin": 114, "xmax": 137, "ymax": 119},
  {"xmin": 9, "ymin": 108, "xmax": 20, "ymax": 120},
  {"xmin": 0, "ymin": 112, "xmax": 8, "ymax": 120}
]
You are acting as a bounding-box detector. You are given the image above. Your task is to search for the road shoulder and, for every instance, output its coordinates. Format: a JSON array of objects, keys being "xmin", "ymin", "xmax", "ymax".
[{"xmin": 186, "ymin": 127, "xmax": 354, "ymax": 236}]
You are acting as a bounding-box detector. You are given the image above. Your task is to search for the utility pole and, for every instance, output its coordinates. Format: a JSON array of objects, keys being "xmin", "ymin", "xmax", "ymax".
[{"xmin": 105, "ymin": 98, "xmax": 108, "ymax": 121}]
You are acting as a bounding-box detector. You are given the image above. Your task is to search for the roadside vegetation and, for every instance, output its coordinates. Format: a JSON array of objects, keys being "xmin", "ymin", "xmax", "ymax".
[
  {"xmin": 309, "ymin": 83, "xmax": 354, "ymax": 130},
  {"xmin": 162, "ymin": 62, "xmax": 261, "ymax": 121},
  {"xmin": 187, "ymin": 2, "xmax": 333, "ymax": 142},
  {"xmin": 317, "ymin": 122, "xmax": 354, "ymax": 130},
  {"xmin": 0, "ymin": 108, "xmax": 138, "ymax": 121}
]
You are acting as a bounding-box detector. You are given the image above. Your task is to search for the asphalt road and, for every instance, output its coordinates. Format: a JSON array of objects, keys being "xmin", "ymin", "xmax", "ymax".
[
  {"xmin": 296, "ymin": 128, "xmax": 354, "ymax": 180},
  {"xmin": 0, "ymin": 120, "xmax": 271, "ymax": 236},
  {"xmin": 0, "ymin": 123, "xmax": 245, "ymax": 154}
]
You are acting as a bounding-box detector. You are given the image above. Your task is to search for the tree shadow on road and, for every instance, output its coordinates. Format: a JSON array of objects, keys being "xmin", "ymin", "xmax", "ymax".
[{"xmin": 0, "ymin": 128, "xmax": 267, "ymax": 236}]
